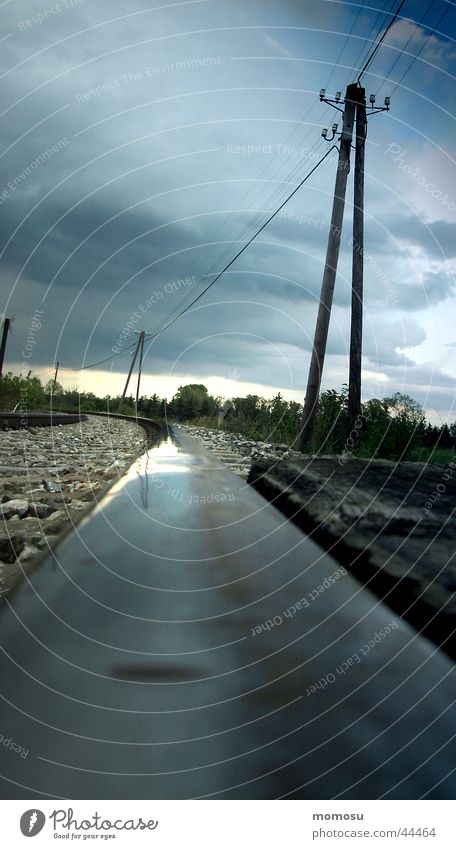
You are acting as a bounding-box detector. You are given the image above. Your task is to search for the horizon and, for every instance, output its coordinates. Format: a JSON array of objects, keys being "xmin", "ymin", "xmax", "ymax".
[{"xmin": 1, "ymin": 0, "xmax": 455, "ymax": 427}]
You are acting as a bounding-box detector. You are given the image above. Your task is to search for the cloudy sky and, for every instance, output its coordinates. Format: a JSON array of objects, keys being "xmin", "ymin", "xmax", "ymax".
[{"xmin": 1, "ymin": 0, "xmax": 455, "ymax": 420}]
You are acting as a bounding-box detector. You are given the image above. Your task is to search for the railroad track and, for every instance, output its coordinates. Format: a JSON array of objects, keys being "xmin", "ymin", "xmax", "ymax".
[
  {"xmin": 0, "ymin": 412, "xmax": 87, "ymax": 430},
  {"xmin": 0, "ymin": 429, "xmax": 454, "ymax": 800},
  {"xmin": 87, "ymin": 409, "xmax": 164, "ymax": 444}
]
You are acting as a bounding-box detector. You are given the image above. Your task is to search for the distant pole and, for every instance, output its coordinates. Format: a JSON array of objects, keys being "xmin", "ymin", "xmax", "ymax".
[
  {"xmin": 349, "ymin": 86, "xmax": 366, "ymax": 434},
  {"xmin": 135, "ymin": 331, "xmax": 146, "ymax": 413},
  {"xmin": 299, "ymin": 84, "xmax": 357, "ymax": 450},
  {"xmin": 118, "ymin": 336, "xmax": 141, "ymax": 413},
  {"xmin": 52, "ymin": 360, "xmax": 60, "ymax": 395},
  {"xmin": 0, "ymin": 317, "xmax": 11, "ymax": 378}
]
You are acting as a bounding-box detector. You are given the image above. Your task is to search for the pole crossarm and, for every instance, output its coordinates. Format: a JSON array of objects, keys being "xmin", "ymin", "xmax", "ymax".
[
  {"xmin": 298, "ymin": 80, "xmax": 391, "ymax": 452},
  {"xmin": 298, "ymin": 83, "xmax": 358, "ymax": 451}
]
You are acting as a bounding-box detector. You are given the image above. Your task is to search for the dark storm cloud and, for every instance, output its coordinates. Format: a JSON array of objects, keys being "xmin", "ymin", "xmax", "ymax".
[
  {"xmin": 396, "ymin": 270, "xmax": 456, "ymax": 310},
  {"xmin": 389, "ymin": 216, "xmax": 456, "ymax": 259},
  {"xmin": 1, "ymin": 0, "xmax": 455, "ymax": 411}
]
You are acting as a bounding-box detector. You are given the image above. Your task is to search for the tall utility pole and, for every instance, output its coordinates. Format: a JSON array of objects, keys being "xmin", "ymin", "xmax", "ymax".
[
  {"xmin": 135, "ymin": 331, "xmax": 146, "ymax": 413},
  {"xmin": 348, "ymin": 87, "xmax": 367, "ymax": 433},
  {"xmin": 299, "ymin": 84, "xmax": 357, "ymax": 451},
  {"xmin": 52, "ymin": 360, "xmax": 60, "ymax": 395},
  {"xmin": 118, "ymin": 333, "xmax": 143, "ymax": 413},
  {"xmin": 118, "ymin": 330, "xmax": 151, "ymax": 413},
  {"xmin": 0, "ymin": 317, "xmax": 11, "ymax": 378}
]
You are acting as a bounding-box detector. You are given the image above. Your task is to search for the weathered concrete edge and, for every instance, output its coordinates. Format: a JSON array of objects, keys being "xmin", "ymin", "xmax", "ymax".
[{"xmin": 248, "ymin": 459, "xmax": 456, "ymax": 659}]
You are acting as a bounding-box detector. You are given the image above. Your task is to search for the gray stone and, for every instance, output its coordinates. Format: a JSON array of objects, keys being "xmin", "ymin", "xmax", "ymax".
[
  {"xmin": 18, "ymin": 543, "xmax": 40, "ymax": 561},
  {"xmin": 43, "ymin": 510, "xmax": 69, "ymax": 535},
  {"xmin": 0, "ymin": 499, "xmax": 29, "ymax": 519},
  {"xmin": 28, "ymin": 502, "xmax": 54, "ymax": 519},
  {"xmin": 0, "ymin": 533, "xmax": 24, "ymax": 563}
]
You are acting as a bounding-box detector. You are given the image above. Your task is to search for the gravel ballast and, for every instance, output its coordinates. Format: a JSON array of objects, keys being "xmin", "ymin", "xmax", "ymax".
[
  {"xmin": 0, "ymin": 415, "xmax": 147, "ymax": 598},
  {"xmin": 175, "ymin": 424, "xmax": 302, "ymax": 477}
]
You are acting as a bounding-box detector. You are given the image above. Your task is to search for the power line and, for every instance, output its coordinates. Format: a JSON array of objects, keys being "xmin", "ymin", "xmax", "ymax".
[
  {"xmin": 146, "ymin": 145, "xmax": 338, "ymax": 344},
  {"xmin": 375, "ymin": 0, "xmax": 437, "ymax": 96},
  {"xmin": 350, "ymin": 0, "xmax": 398, "ymax": 78},
  {"xmin": 145, "ymin": 140, "xmax": 327, "ymax": 338},
  {"xmin": 165, "ymin": 2, "xmax": 377, "ymax": 334},
  {"xmin": 56, "ymin": 3, "xmax": 407, "ymax": 377},
  {"xmin": 198, "ymin": 121, "xmax": 326, "ymax": 281},
  {"xmin": 148, "ymin": 136, "xmax": 326, "ymax": 337},
  {"xmin": 198, "ymin": 137, "xmax": 325, "ymax": 287},
  {"xmin": 186, "ymin": 5, "xmax": 374, "ymax": 298},
  {"xmin": 325, "ymin": 0, "xmax": 369, "ymax": 91},
  {"xmin": 60, "ymin": 340, "xmax": 137, "ymax": 371},
  {"xmin": 357, "ymin": 0, "xmax": 407, "ymax": 82},
  {"xmin": 389, "ymin": 3, "xmax": 452, "ymax": 95},
  {"xmin": 375, "ymin": 0, "xmax": 439, "ymax": 95},
  {"xmin": 142, "ymin": 4, "xmax": 394, "ymax": 347}
]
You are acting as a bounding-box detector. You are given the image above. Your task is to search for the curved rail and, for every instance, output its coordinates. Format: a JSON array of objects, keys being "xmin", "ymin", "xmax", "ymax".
[
  {"xmin": 0, "ymin": 412, "xmax": 87, "ymax": 429},
  {"xmin": 80, "ymin": 409, "xmax": 164, "ymax": 444},
  {"xmin": 0, "ymin": 431, "xmax": 454, "ymax": 800}
]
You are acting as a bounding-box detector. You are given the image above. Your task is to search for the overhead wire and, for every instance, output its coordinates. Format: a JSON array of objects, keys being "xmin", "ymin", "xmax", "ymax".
[
  {"xmin": 349, "ymin": 0, "xmax": 398, "ymax": 78},
  {"xmin": 176, "ymin": 1, "xmax": 373, "ymax": 303},
  {"xmin": 141, "ymin": 3, "xmax": 390, "ymax": 345},
  {"xmin": 147, "ymin": 1, "xmax": 387, "ymax": 339},
  {"xmin": 357, "ymin": 0, "xmax": 407, "ymax": 81},
  {"xmin": 145, "ymin": 145, "xmax": 338, "ymax": 343},
  {"xmin": 325, "ymin": 0, "xmax": 369, "ymax": 91},
  {"xmin": 389, "ymin": 2, "xmax": 452, "ymax": 95},
  {"xmin": 375, "ymin": 0, "xmax": 440, "ymax": 95},
  {"xmin": 69, "ymin": 2, "xmax": 407, "ymax": 373},
  {"xmin": 143, "ymin": 139, "xmax": 327, "ymax": 336},
  {"xmin": 60, "ymin": 340, "xmax": 137, "ymax": 371}
]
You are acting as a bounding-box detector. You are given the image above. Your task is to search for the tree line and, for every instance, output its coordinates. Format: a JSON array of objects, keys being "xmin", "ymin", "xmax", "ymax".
[{"xmin": 1, "ymin": 371, "xmax": 454, "ymax": 463}]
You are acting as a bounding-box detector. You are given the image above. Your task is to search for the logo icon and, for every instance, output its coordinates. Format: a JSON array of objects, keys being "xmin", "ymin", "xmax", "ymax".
[{"xmin": 20, "ymin": 810, "xmax": 46, "ymax": 837}]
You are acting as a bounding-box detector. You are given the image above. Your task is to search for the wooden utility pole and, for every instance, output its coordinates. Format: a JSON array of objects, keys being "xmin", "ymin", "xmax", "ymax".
[
  {"xmin": 135, "ymin": 331, "xmax": 146, "ymax": 413},
  {"xmin": 52, "ymin": 360, "xmax": 60, "ymax": 395},
  {"xmin": 349, "ymin": 86, "xmax": 367, "ymax": 433},
  {"xmin": 299, "ymin": 84, "xmax": 357, "ymax": 450},
  {"xmin": 0, "ymin": 317, "xmax": 11, "ymax": 378},
  {"xmin": 118, "ymin": 333, "xmax": 142, "ymax": 413}
]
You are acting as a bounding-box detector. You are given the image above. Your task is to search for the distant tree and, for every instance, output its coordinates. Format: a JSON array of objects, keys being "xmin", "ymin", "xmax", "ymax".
[
  {"xmin": 380, "ymin": 392, "xmax": 426, "ymax": 460},
  {"xmin": 171, "ymin": 384, "xmax": 218, "ymax": 420},
  {"xmin": 0, "ymin": 371, "xmax": 47, "ymax": 411},
  {"xmin": 44, "ymin": 378, "xmax": 63, "ymax": 396}
]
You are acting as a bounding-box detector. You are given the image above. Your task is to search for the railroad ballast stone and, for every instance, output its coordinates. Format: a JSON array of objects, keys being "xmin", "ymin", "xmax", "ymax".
[
  {"xmin": 175, "ymin": 424, "xmax": 302, "ymax": 477},
  {"xmin": 0, "ymin": 415, "xmax": 147, "ymax": 597}
]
